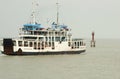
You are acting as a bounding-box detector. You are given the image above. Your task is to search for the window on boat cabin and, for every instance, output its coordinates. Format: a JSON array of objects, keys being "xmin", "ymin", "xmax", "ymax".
[
  {"xmin": 55, "ymin": 37, "xmax": 60, "ymax": 41},
  {"xmin": 34, "ymin": 42, "xmax": 37, "ymax": 49},
  {"xmin": 45, "ymin": 37, "xmax": 48, "ymax": 41},
  {"xmin": 61, "ymin": 32, "xmax": 64, "ymax": 36},
  {"xmin": 43, "ymin": 32, "xmax": 46, "ymax": 35},
  {"xmin": 48, "ymin": 32, "xmax": 51, "ymax": 35},
  {"xmin": 29, "ymin": 42, "xmax": 33, "ymax": 47},
  {"xmin": 74, "ymin": 42, "xmax": 76, "ymax": 47},
  {"xmin": 52, "ymin": 37, "xmax": 54, "ymax": 41},
  {"xmin": 23, "ymin": 37, "xmax": 37, "ymax": 40},
  {"xmin": 39, "ymin": 37, "xmax": 44, "ymax": 41},
  {"xmin": 78, "ymin": 42, "xmax": 79, "ymax": 47},
  {"xmin": 49, "ymin": 42, "xmax": 51, "ymax": 47},
  {"xmin": 80, "ymin": 41, "xmax": 82, "ymax": 46},
  {"xmin": 13, "ymin": 40, "xmax": 16, "ymax": 46},
  {"xmin": 80, "ymin": 41, "xmax": 83, "ymax": 46},
  {"xmin": 51, "ymin": 32, "xmax": 54, "ymax": 35},
  {"xmin": 38, "ymin": 42, "xmax": 40, "ymax": 49},
  {"xmin": 49, "ymin": 37, "xmax": 51, "ymax": 41},
  {"xmin": 18, "ymin": 41, "xmax": 22, "ymax": 46},
  {"xmin": 68, "ymin": 42, "xmax": 71, "ymax": 46},
  {"xmin": 34, "ymin": 31, "xmax": 39, "ymax": 35},
  {"xmin": 24, "ymin": 41, "xmax": 28, "ymax": 47},
  {"xmin": 82, "ymin": 41, "xmax": 83, "ymax": 46},
  {"xmin": 39, "ymin": 32, "xmax": 46, "ymax": 35},
  {"xmin": 55, "ymin": 32, "xmax": 57, "ymax": 34},
  {"xmin": 61, "ymin": 37, "xmax": 65, "ymax": 41},
  {"xmin": 58, "ymin": 32, "xmax": 60, "ymax": 36},
  {"xmin": 55, "ymin": 37, "xmax": 65, "ymax": 42}
]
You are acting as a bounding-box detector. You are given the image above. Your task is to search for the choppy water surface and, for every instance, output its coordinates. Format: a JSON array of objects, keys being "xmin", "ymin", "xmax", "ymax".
[{"xmin": 0, "ymin": 39, "xmax": 120, "ymax": 79}]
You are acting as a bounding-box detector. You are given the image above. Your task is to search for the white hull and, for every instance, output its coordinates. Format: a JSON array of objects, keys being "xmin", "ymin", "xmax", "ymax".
[{"xmin": 0, "ymin": 39, "xmax": 86, "ymax": 55}]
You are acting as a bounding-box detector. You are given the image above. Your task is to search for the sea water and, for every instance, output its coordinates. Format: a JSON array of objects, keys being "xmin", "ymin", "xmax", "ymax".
[{"xmin": 0, "ymin": 39, "xmax": 120, "ymax": 79}]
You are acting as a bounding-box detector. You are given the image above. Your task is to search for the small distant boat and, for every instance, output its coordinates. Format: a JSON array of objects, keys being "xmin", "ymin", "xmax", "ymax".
[{"xmin": 0, "ymin": 2, "xmax": 86, "ymax": 55}]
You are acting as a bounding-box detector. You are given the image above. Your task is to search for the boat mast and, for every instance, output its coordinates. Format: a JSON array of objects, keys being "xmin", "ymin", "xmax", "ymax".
[
  {"xmin": 56, "ymin": 2, "xmax": 59, "ymax": 27},
  {"xmin": 31, "ymin": 0, "xmax": 38, "ymax": 24}
]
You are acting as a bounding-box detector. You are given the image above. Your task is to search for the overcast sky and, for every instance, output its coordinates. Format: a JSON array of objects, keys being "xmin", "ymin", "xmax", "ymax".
[{"xmin": 0, "ymin": 0, "xmax": 120, "ymax": 39}]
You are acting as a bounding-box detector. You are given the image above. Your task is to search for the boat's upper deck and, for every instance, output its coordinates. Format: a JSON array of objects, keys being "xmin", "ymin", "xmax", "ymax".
[{"xmin": 19, "ymin": 22, "xmax": 71, "ymax": 37}]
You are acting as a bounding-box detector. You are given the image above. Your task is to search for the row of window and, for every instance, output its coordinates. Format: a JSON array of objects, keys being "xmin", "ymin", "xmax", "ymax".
[
  {"xmin": 45, "ymin": 37, "xmax": 66, "ymax": 42},
  {"xmin": 22, "ymin": 31, "xmax": 67, "ymax": 36},
  {"xmin": 74, "ymin": 41, "xmax": 85, "ymax": 46},
  {"xmin": 13, "ymin": 40, "xmax": 55, "ymax": 48},
  {"xmin": 68, "ymin": 41, "xmax": 85, "ymax": 47},
  {"xmin": 21, "ymin": 36, "xmax": 66, "ymax": 42}
]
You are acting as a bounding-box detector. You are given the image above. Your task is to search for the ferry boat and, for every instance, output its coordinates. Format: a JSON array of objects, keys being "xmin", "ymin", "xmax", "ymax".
[{"xmin": 0, "ymin": 3, "xmax": 86, "ymax": 55}]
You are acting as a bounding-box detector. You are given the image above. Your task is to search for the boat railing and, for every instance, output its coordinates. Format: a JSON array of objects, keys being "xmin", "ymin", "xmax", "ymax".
[
  {"xmin": 19, "ymin": 28, "xmax": 68, "ymax": 36},
  {"xmin": 70, "ymin": 38, "xmax": 86, "ymax": 47},
  {"xmin": 72, "ymin": 38, "xmax": 84, "ymax": 41},
  {"xmin": 19, "ymin": 32, "xmax": 67, "ymax": 37}
]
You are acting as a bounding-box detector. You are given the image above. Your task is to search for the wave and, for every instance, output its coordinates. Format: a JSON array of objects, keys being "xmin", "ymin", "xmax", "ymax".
[
  {"xmin": 0, "ymin": 52, "xmax": 6, "ymax": 56},
  {"xmin": 0, "ymin": 54, "xmax": 6, "ymax": 56}
]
